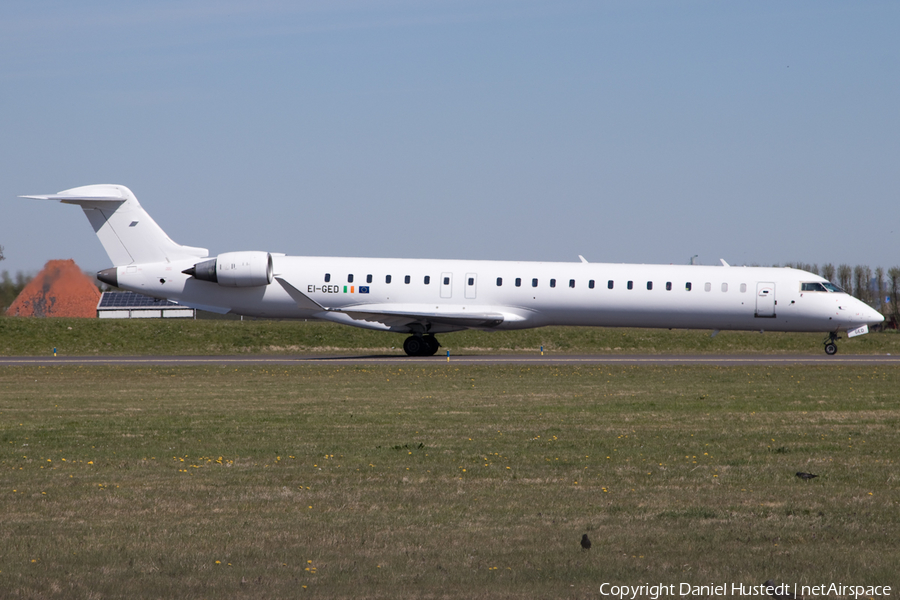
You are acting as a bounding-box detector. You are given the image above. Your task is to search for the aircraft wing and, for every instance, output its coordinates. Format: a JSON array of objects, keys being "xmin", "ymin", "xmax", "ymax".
[
  {"xmin": 275, "ymin": 277, "xmax": 517, "ymax": 330},
  {"xmin": 328, "ymin": 304, "xmax": 506, "ymax": 329}
]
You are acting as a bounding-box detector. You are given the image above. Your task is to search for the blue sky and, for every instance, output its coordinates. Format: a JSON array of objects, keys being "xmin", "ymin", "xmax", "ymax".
[{"xmin": 2, "ymin": 1, "xmax": 898, "ymax": 276}]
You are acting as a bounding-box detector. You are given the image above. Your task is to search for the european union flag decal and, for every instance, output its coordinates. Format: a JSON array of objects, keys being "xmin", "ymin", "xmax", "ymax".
[{"xmin": 359, "ymin": 286, "xmax": 370, "ymax": 294}]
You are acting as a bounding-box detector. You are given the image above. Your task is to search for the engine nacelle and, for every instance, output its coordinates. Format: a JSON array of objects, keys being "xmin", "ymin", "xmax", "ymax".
[{"xmin": 183, "ymin": 251, "xmax": 273, "ymax": 287}]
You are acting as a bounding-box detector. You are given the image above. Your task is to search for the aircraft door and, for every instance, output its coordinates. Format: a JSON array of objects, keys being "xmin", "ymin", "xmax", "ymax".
[
  {"xmin": 465, "ymin": 273, "xmax": 477, "ymax": 299},
  {"xmin": 440, "ymin": 272, "xmax": 453, "ymax": 299},
  {"xmin": 755, "ymin": 282, "xmax": 776, "ymax": 318}
]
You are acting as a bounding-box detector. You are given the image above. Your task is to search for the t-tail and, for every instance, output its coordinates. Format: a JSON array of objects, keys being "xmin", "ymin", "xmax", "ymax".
[{"xmin": 22, "ymin": 184, "xmax": 208, "ymax": 284}]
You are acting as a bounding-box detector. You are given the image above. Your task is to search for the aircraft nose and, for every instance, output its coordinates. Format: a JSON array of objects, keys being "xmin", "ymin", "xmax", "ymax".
[
  {"xmin": 841, "ymin": 297, "xmax": 884, "ymax": 327},
  {"xmin": 853, "ymin": 299, "xmax": 884, "ymax": 325},
  {"xmin": 868, "ymin": 306, "xmax": 885, "ymax": 325}
]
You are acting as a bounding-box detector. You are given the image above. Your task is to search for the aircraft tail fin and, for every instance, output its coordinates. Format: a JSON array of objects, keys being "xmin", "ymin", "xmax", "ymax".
[{"xmin": 22, "ymin": 184, "xmax": 208, "ymax": 266}]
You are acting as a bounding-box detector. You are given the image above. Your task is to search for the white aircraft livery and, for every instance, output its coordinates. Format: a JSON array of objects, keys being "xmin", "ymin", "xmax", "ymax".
[{"xmin": 24, "ymin": 184, "xmax": 884, "ymax": 356}]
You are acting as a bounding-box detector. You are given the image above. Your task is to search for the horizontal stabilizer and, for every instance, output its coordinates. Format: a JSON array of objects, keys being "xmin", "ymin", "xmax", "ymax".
[{"xmin": 22, "ymin": 190, "xmax": 128, "ymax": 203}]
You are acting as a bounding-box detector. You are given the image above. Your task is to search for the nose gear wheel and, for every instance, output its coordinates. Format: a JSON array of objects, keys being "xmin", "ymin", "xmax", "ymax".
[{"xmin": 823, "ymin": 332, "xmax": 840, "ymax": 356}]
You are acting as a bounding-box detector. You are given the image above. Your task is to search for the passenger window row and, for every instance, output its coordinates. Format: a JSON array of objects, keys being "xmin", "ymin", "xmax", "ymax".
[
  {"xmin": 323, "ymin": 273, "xmax": 426, "ymax": 285},
  {"xmin": 323, "ymin": 273, "xmax": 748, "ymax": 293}
]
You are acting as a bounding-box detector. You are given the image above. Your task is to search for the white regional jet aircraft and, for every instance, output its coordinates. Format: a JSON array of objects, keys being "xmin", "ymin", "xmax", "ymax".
[{"xmin": 25, "ymin": 184, "xmax": 884, "ymax": 356}]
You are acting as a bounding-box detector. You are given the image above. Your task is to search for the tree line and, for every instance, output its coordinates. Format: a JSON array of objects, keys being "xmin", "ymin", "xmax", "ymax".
[{"xmin": 1, "ymin": 271, "xmax": 33, "ymax": 313}]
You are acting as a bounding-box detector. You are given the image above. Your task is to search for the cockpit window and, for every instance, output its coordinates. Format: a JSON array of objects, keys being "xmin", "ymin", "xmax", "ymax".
[
  {"xmin": 801, "ymin": 282, "xmax": 827, "ymax": 292},
  {"xmin": 801, "ymin": 281, "xmax": 844, "ymax": 293}
]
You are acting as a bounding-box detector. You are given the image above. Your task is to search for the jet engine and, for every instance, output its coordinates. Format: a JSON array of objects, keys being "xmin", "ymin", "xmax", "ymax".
[{"xmin": 183, "ymin": 251, "xmax": 273, "ymax": 287}]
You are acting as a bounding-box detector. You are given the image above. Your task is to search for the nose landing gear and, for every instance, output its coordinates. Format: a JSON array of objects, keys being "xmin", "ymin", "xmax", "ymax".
[
  {"xmin": 823, "ymin": 332, "xmax": 840, "ymax": 355},
  {"xmin": 402, "ymin": 334, "xmax": 440, "ymax": 356}
]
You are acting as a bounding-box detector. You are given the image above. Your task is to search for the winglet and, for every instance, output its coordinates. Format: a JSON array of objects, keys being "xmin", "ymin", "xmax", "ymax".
[{"xmin": 275, "ymin": 277, "xmax": 326, "ymax": 311}]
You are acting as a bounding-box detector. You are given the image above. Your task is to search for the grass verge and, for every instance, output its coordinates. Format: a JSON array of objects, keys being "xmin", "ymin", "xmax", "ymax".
[
  {"xmin": 1, "ymin": 364, "xmax": 898, "ymax": 598},
  {"xmin": 2, "ymin": 316, "xmax": 899, "ymax": 355}
]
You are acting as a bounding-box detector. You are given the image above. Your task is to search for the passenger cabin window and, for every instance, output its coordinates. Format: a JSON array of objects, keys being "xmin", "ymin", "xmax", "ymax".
[
  {"xmin": 324, "ymin": 273, "xmax": 331, "ymax": 283},
  {"xmin": 647, "ymin": 281, "xmax": 653, "ymax": 290},
  {"xmin": 550, "ymin": 279, "xmax": 556, "ymax": 288},
  {"xmin": 721, "ymin": 283, "xmax": 728, "ymax": 292},
  {"xmin": 347, "ymin": 274, "xmax": 354, "ymax": 283},
  {"xmin": 740, "ymin": 283, "xmax": 747, "ymax": 293},
  {"xmin": 801, "ymin": 282, "xmax": 828, "ymax": 292},
  {"xmin": 405, "ymin": 275, "xmax": 411, "ymax": 284},
  {"xmin": 443, "ymin": 276, "xmax": 450, "ymax": 285},
  {"xmin": 666, "ymin": 282, "xmax": 672, "ymax": 291},
  {"xmin": 367, "ymin": 274, "xmax": 373, "ymax": 283},
  {"xmin": 608, "ymin": 280, "xmax": 614, "ymax": 289},
  {"xmin": 627, "ymin": 281, "xmax": 634, "ymax": 290},
  {"xmin": 385, "ymin": 275, "xmax": 392, "ymax": 284},
  {"xmin": 704, "ymin": 282, "xmax": 711, "ymax": 292},
  {"xmin": 515, "ymin": 278, "xmax": 522, "ymax": 287},
  {"xmin": 589, "ymin": 280, "xmax": 595, "ymax": 289},
  {"xmin": 497, "ymin": 277, "xmax": 503, "ymax": 286},
  {"xmin": 685, "ymin": 282, "xmax": 692, "ymax": 291},
  {"xmin": 468, "ymin": 277, "xmax": 474, "ymax": 286},
  {"xmin": 424, "ymin": 276, "xmax": 430, "ymax": 285},
  {"xmin": 532, "ymin": 278, "xmax": 538, "ymax": 288},
  {"xmin": 569, "ymin": 279, "xmax": 575, "ymax": 288}
]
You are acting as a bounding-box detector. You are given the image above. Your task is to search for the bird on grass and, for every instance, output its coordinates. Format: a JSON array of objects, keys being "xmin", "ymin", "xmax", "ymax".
[
  {"xmin": 764, "ymin": 579, "xmax": 802, "ymax": 599},
  {"xmin": 580, "ymin": 534, "xmax": 591, "ymax": 551},
  {"xmin": 795, "ymin": 472, "xmax": 818, "ymax": 480}
]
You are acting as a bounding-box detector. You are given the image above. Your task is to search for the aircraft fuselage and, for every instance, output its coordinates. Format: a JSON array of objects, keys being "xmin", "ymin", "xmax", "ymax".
[{"xmin": 114, "ymin": 255, "xmax": 878, "ymax": 335}]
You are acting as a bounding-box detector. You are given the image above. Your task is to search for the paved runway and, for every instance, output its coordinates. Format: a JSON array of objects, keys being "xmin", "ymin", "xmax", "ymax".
[{"xmin": 1, "ymin": 354, "xmax": 898, "ymax": 366}]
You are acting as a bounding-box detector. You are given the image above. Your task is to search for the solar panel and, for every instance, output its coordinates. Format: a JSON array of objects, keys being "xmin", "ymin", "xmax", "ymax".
[{"xmin": 98, "ymin": 292, "xmax": 181, "ymax": 309}]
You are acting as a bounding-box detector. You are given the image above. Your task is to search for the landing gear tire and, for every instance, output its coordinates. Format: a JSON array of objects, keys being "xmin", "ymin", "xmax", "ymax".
[
  {"xmin": 823, "ymin": 332, "xmax": 839, "ymax": 356},
  {"xmin": 403, "ymin": 336, "xmax": 425, "ymax": 356},
  {"xmin": 423, "ymin": 335, "xmax": 440, "ymax": 356},
  {"xmin": 403, "ymin": 335, "xmax": 441, "ymax": 357}
]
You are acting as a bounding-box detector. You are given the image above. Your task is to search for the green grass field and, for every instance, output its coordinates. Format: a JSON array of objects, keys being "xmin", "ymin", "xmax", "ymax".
[
  {"xmin": 1, "ymin": 316, "xmax": 899, "ymax": 356},
  {"xmin": 1, "ymin": 363, "xmax": 898, "ymax": 598}
]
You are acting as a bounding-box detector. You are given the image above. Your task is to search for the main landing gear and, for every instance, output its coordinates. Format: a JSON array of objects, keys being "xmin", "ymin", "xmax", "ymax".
[
  {"xmin": 403, "ymin": 334, "xmax": 440, "ymax": 357},
  {"xmin": 823, "ymin": 332, "xmax": 840, "ymax": 356}
]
